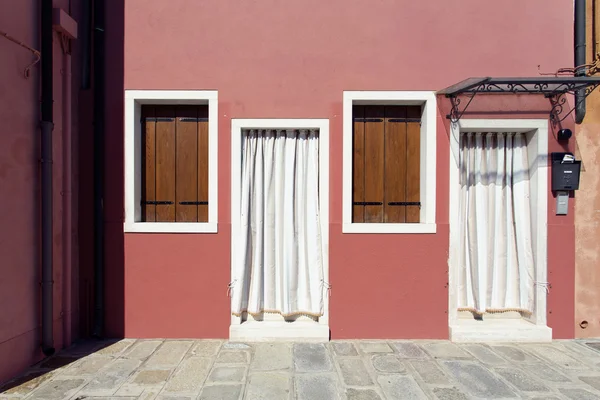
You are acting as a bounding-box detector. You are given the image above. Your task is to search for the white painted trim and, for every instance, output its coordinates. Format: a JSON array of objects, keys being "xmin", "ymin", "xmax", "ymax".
[
  {"xmin": 124, "ymin": 90, "xmax": 218, "ymax": 233},
  {"xmin": 342, "ymin": 91, "xmax": 437, "ymax": 234},
  {"xmin": 448, "ymin": 119, "xmax": 550, "ymax": 341},
  {"xmin": 230, "ymin": 118, "xmax": 330, "ymax": 340}
]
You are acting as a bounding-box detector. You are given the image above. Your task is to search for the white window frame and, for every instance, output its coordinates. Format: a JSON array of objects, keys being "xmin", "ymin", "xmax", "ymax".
[
  {"xmin": 230, "ymin": 119, "xmax": 330, "ymax": 342},
  {"xmin": 124, "ymin": 90, "xmax": 218, "ymax": 233},
  {"xmin": 448, "ymin": 119, "xmax": 551, "ymax": 342},
  {"xmin": 342, "ymin": 91, "xmax": 437, "ymax": 234}
]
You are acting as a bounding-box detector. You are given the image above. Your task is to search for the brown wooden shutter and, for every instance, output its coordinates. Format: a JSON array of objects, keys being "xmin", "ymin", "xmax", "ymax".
[
  {"xmin": 141, "ymin": 105, "xmax": 210, "ymax": 223},
  {"xmin": 141, "ymin": 106, "xmax": 156, "ymax": 221},
  {"xmin": 155, "ymin": 106, "xmax": 177, "ymax": 222},
  {"xmin": 175, "ymin": 106, "xmax": 199, "ymax": 222},
  {"xmin": 405, "ymin": 106, "xmax": 421, "ymax": 223},
  {"xmin": 352, "ymin": 105, "xmax": 421, "ymax": 224},
  {"xmin": 384, "ymin": 106, "xmax": 407, "ymax": 223},
  {"xmin": 197, "ymin": 106, "xmax": 209, "ymax": 222}
]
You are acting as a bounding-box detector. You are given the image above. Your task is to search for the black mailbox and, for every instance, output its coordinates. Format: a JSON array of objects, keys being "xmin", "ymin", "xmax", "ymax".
[{"xmin": 551, "ymin": 152, "xmax": 581, "ymax": 191}]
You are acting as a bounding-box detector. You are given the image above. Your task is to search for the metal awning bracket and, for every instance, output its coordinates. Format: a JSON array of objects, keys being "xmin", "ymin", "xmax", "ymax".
[{"xmin": 439, "ymin": 77, "xmax": 600, "ymax": 124}]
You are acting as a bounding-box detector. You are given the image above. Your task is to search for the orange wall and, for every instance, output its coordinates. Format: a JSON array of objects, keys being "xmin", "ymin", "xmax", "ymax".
[{"xmin": 110, "ymin": 0, "xmax": 576, "ymax": 339}]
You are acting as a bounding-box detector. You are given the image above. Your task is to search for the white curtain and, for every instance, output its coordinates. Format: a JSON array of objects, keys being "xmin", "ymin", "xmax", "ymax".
[
  {"xmin": 231, "ymin": 129, "xmax": 324, "ymax": 318},
  {"xmin": 458, "ymin": 132, "xmax": 535, "ymax": 315}
]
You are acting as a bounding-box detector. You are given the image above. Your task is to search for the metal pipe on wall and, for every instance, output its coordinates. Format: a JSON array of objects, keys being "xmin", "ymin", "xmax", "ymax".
[
  {"xmin": 575, "ymin": 0, "xmax": 587, "ymax": 123},
  {"xmin": 93, "ymin": 0, "xmax": 105, "ymax": 338},
  {"xmin": 62, "ymin": 41, "xmax": 73, "ymax": 347},
  {"xmin": 41, "ymin": 0, "xmax": 55, "ymax": 356}
]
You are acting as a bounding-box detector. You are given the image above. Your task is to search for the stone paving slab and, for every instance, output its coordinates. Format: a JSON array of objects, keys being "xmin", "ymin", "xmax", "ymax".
[{"xmin": 3, "ymin": 339, "xmax": 600, "ymax": 399}]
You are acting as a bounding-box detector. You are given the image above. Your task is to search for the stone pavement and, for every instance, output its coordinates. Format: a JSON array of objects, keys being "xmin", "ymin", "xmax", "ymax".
[{"xmin": 2, "ymin": 339, "xmax": 600, "ymax": 399}]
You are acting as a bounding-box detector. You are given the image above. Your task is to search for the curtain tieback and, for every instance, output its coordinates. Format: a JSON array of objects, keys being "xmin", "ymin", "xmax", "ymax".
[
  {"xmin": 227, "ymin": 280, "xmax": 237, "ymax": 297},
  {"xmin": 534, "ymin": 281, "xmax": 551, "ymax": 294}
]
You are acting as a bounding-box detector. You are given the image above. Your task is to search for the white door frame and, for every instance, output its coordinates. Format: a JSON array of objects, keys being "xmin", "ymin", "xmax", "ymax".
[
  {"xmin": 229, "ymin": 119, "xmax": 330, "ymax": 341},
  {"xmin": 448, "ymin": 119, "xmax": 551, "ymax": 342}
]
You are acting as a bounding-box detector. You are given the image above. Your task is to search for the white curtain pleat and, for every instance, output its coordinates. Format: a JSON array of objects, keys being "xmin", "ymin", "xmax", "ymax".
[
  {"xmin": 458, "ymin": 132, "xmax": 535, "ymax": 315},
  {"xmin": 232, "ymin": 129, "xmax": 324, "ymax": 318}
]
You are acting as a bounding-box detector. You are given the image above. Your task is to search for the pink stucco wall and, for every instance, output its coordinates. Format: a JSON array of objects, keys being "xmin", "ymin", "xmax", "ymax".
[
  {"xmin": 113, "ymin": 0, "xmax": 575, "ymax": 338},
  {"xmin": 0, "ymin": 0, "xmax": 80, "ymax": 383}
]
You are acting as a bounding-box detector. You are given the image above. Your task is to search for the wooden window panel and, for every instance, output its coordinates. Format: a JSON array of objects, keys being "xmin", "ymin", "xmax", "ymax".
[
  {"xmin": 155, "ymin": 106, "xmax": 176, "ymax": 222},
  {"xmin": 197, "ymin": 106, "xmax": 209, "ymax": 222},
  {"xmin": 384, "ymin": 106, "xmax": 407, "ymax": 223},
  {"xmin": 363, "ymin": 106, "xmax": 385, "ymax": 223},
  {"xmin": 352, "ymin": 105, "xmax": 365, "ymax": 223},
  {"xmin": 141, "ymin": 106, "xmax": 156, "ymax": 222},
  {"xmin": 405, "ymin": 106, "xmax": 421, "ymax": 223},
  {"xmin": 175, "ymin": 106, "xmax": 199, "ymax": 222}
]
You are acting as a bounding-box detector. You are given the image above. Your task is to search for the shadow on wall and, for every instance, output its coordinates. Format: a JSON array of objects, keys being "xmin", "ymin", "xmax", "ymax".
[{"xmin": 78, "ymin": 0, "xmax": 125, "ymax": 339}]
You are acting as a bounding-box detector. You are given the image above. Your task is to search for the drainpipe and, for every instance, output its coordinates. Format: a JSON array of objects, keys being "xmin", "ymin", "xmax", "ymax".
[
  {"xmin": 92, "ymin": 0, "xmax": 105, "ymax": 338},
  {"xmin": 575, "ymin": 0, "xmax": 587, "ymax": 123},
  {"xmin": 61, "ymin": 38, "xmax": 73, "ymax": 347},
  {"xmin": 41, "ymin": 0, "xmax": 55, "ymax": 357}
]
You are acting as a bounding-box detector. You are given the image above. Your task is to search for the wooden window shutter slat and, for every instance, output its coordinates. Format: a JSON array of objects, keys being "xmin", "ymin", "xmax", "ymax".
[
  {"xmin": 197, "ymin": 105, "xmax": 209, "ymax": 222},
  {"xmin": 352, "ymin": 105, "xmax": 365, "ymax": 223},
  {"xmin": 142, "ymin": 105, "xmax": 156, "ymax": 222},
  {"xmin": 155, "ymin": 106, "xmax": 176, "ymax": 222},
  {"xmin": 405, "ymin": 106, "xmax": 421, "ymax": 223},
  {"xmin": 175, "ymin": 106, "xmax": 199, "ymax": 222},
  {"xmin": 384, "ymin": 106, "xmax": 407, "ymax": 223},
  {"xmin": 363, "ymin": 105, "xmax": 385, "ymax": 223}
]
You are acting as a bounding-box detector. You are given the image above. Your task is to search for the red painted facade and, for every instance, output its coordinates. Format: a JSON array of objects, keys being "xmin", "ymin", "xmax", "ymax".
[
  {"xmin": 116, "ymin": 0, "xmax": 575, "ymax": 339},
  {"xmin": 0, "ymin": 0, "xmax": 579, "ymax": 384}
]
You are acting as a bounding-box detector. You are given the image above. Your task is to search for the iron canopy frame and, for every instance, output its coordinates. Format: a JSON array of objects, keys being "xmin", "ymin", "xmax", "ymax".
[{"xmin": 438, "ymin": 77, "xmax": 600, "ymax": 125}]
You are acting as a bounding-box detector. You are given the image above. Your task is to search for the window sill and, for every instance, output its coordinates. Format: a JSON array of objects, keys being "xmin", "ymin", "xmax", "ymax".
[
  {"xmin": 342, "ymin": 223, "xmax": 436, "ymax": 234},
  {"xmin": 124, "ymin": 222, "xmax": 218, "ymax": 233}
]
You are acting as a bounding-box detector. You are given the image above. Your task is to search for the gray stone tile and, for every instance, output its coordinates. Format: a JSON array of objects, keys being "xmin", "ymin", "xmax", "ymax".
[
  {"xmin": 207, "ymin": 366, "xmax": 246, "ymax": 383},
  {"xmin": 358, "ymin": 342, "xmax": 393, "ymax": 353},
  {"xmin": 422, "ymin": 342, "xmax": 471, "ymax": 359},
  {"xmin": 337, "ymin": 358, "xmax": 374, "ymax": 386},
  {"xmin": 246, "ymin": 373, "xmax": 291, "ymax": 400},
  {"xmin": 579, "ymin": 376, "xmax": 600, "ymax": 391},
  {"xmin": 293, "ymin": 343, "xmax": 332, "ymax": 372},
  {"xmin": 295, "ymin": 374, "xmax": 339, "ymax": 400},
  {"xmin": 432, "ymin": 387, "xmax": 469, "ymax": 400},
  {"xmin": 331, "ymin": 342, "xmax": 359, "ymax": 356},
  {"xmin": 391, "ymin": 342, "xmax": 429, "ymax": 359},
  {"xmin": 372, "ymin": 355, "xmax": 405, "ymax": 374},
  {"xmin": 27, "ymin": 378, "xmax": 85, "ymax": 400},
  {"xmin": 560, "ymin": 388, "xmax": 600, "ymax": 400},
  {"xmin": 530, "ymin": 397, "xmax": 561, "ymax": 400},
  {"xmin": 409, "ymin": 361, "xmax": 449, "ymax": 385},
  {"xmin": 62, "ymin": 355, "xmax": 113, "ymax": 376},
  {"xmin": 346, "ymin": 388, "xmax": 382, "ymax": 400},
  {"xmin": 251, "ymin": 343, "xmax": 292, "ymax": 371},
  {"xmin": 189, "ymin": 340, "xmax": 223, "ymax": 357},
  {"xmin": 145, "ymin": 341, "xmax": 194, "ymax": 368},
  {"xmin": 95, "ymin": 339, "xmax": 136, "ymax": 356},
  {"xmin": 525, "ymin": 345, "xmax": 587, "ymax": 370},
  {"xmin": 442, "ymin": 361, "xmax": 515, "ymax": 398},
  {"xmin": 0, "ymin": 371, "xmax": 57, "ymax": 395},
  {"xmin": 216, "ymin": 351, "xmax": 249, "ymax": 364},
  {"xmin": 491, "ymin": 345, "xmax": 540, "ymax": 362},
  {"xmin": 163, "ymin": 357, "xmax": 212, "ymax": 393},
  {"xmin": 122, "ymin": 340, "xmax": 163, "ymax": 360},
  {"xmin": 198, "ymin": 384, "xmax": 243, "ymax": 400},
  {"xmin": 461, "ymin": 344, "xmax": 506, "ymax": 365},
  {"xmin": 494, "ymin": 367, "xmax": 549, "ymax": 392},
  {"xmin": 78, "ymin": 358, "xmax": 141, "ymax": 396},
  {"xmin": 73, "ymin": 397, "xmax": 138, "ymax": 400},
  {"xmin": 377, "ymin": 375, "xmax": 427, "ymax": 400},
  {"xmin": 155, "ymin": 396, "xmax": 194, "ymax": 400},
  {"xmin": 223, "ymin": 342, "xmax": 251, "ymax": 350},
  {"xmin": 526, "ymin": 363, "xmax": 572, "ymax": 383}
]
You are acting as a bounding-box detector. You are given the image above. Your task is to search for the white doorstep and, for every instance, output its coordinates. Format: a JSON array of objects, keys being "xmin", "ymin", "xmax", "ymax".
[
  {"xmin": 450, "ymin": 319, "xmax": 552, "ymax": 343},
  {"xmin": 230, "ymin": 321, "xmax": 329, "ymax": 342}
]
